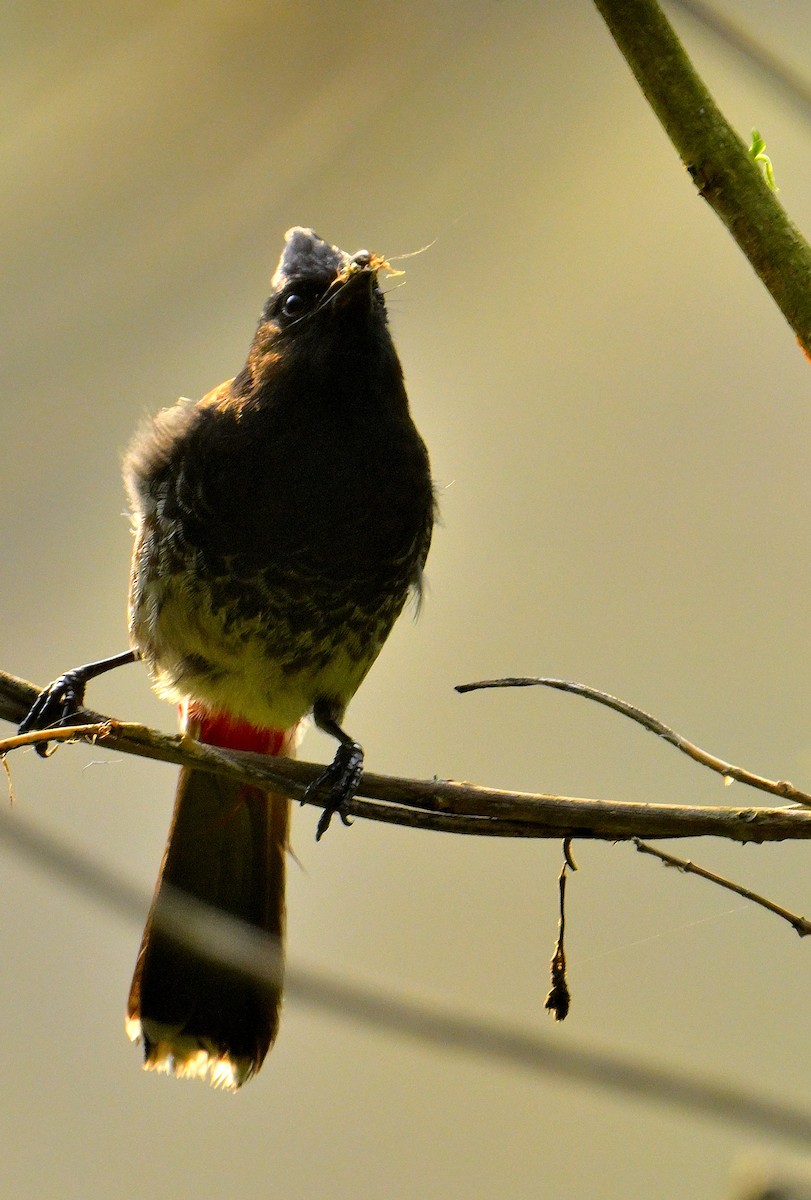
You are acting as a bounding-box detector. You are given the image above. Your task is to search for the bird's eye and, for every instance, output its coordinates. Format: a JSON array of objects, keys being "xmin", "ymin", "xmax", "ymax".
[{"xmin": 281, "ymin": 291, "xmax": 308, "ymax": 319}]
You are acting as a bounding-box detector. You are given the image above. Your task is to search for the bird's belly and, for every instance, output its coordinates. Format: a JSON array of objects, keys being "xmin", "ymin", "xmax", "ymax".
[{"xmin": 129, "ymin": 565, "xmax": 396, "ymax": 728}]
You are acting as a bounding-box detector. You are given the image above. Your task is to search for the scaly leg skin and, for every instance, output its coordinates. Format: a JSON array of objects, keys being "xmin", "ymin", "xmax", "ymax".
[
  {"xmin": 18, "ymin": 649, "xmax": 139, "ymax": 756},
  {"xmin": 305, "ymin": 699, "xmax": 364, "ymax": 841}
]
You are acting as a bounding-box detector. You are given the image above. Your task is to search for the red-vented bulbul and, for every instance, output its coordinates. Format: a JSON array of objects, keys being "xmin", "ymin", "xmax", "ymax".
[{"xmin": 20, "ymin": 227, "xmax": 434, "ymax": 1088}]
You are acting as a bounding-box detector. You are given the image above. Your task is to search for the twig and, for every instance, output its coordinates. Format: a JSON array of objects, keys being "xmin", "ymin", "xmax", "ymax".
[
  {"xmin": 456, "ymin": 677, "xmax": 811, "ymax": 805},
  {"xmin": 592, "ymin": 0, "xmax": 811, "ymax": 354},
  {"xmin": 633, "ymin": 839, "xmax": 811, "ymax": 938},
  {"xmin": 2, "ymin": 756, "xmax": 15, "ymax": 806},
  {"xmin": 459, "ymin": 676, "xmax": 811, "ymax": 936},
  {"xmin": 5, "ymin": 666, "xmax": 811, "ymax": 843},
  {"xmin": 0, "ymin": 724, "xmax": 116, "ymax": 756}
]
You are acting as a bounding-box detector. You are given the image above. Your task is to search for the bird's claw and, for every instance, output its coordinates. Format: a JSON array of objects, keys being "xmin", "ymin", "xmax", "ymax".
[
  {"xmin": 302, "ymin": 740, "xmax": 364, "ymax": 841},
  {"xmin": 18, "ymin": 669, "xmax": 90, "ymax": 756}
]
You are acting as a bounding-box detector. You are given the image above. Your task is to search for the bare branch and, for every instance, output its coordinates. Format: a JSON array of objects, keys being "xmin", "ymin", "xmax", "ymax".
[
  {"xmin": 5, "ymin": 667, "xmax": 811, "ymax": 843},
  {"xmin": 457, "ymin": 676, "xmax": 811, "ymax": 805},
  {"xmin": 633, "ymin": 839, "xmax": 811, "ymax": 938}
]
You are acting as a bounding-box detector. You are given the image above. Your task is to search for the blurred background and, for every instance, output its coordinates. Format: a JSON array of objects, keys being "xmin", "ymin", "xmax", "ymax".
[{"xmin": 3, "ymin": 2, "xmax": 811, "ymax": 1196}]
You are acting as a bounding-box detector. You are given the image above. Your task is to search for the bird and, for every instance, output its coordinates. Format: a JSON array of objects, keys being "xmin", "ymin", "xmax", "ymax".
[{"xmin": 20, "ymin": 227, "xmax": 434, "ymax": 1088}]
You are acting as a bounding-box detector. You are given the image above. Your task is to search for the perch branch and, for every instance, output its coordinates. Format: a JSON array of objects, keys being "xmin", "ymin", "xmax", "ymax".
[
  {"xmin": 4, "ymin": 667, "xmax": 811, "ymax": 844},
  {"xmin": 593, "ymin": 0, "xmax": 811, "ymax": 353}
]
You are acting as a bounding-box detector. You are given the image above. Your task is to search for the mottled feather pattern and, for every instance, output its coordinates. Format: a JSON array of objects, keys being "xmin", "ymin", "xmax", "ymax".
[{"xmin": 126, "ymin": 336, "xmax": 432, "ymax": 726}]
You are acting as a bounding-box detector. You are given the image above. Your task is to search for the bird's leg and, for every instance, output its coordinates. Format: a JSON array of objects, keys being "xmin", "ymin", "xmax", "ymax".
[
  {"xmin": 19, "ymin": 649, "xmax": 140, "ymax": 756},
  {"xmin": 305, "ymin": 699, "xmax": 364, "ymax": 841}
]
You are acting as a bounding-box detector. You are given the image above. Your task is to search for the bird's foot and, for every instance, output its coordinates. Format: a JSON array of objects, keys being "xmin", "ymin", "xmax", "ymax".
[
  {"xmin": 303, "ymin": 740, "xmax": 364, "ymax": 841},
  {"xmin": 18, "ymin": 650, "xmax": 138, "ymax": 757},
  {"xmin": 18, "ymin": 668, "xmax": 92, "ymax": 757}
]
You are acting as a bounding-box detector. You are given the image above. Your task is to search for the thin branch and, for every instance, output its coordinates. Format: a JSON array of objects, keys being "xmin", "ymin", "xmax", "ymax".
[
  {"xmin": 4, "ymin": 667, "xmax": 811, "ymax": 843},
  {"xmin": 593, "ymin": 0, "xmax": 811, "ymax": 353},
  {"xmin": 633, "ymin": 839, "xmax": 811, "ymax": 937},
  {"xmin": 2, "ymin": 803, "xmax": 811, "ymax": 1147},
  {"xmin": 0, "ymin": 723, "xmax": 115, "ymax": 756},
  {"xmin": 456, "ymin": 677, "xmax": 811, "ymax": 805},
  {"xmin": 458, "ymin": 676, "xmax": 811, "ymax": 935}
]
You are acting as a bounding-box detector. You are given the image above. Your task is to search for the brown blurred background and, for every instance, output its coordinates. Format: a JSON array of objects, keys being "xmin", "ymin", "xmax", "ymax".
[{"xmin": 4, "ymin": 2, "xmax": 811, "ymax": 1196}]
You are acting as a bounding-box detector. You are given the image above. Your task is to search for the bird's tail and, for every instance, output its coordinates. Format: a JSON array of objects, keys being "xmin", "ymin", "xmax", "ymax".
[{"xmin": 126, "ymin": 701, "xmax": 297, "ymax": 1089}]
